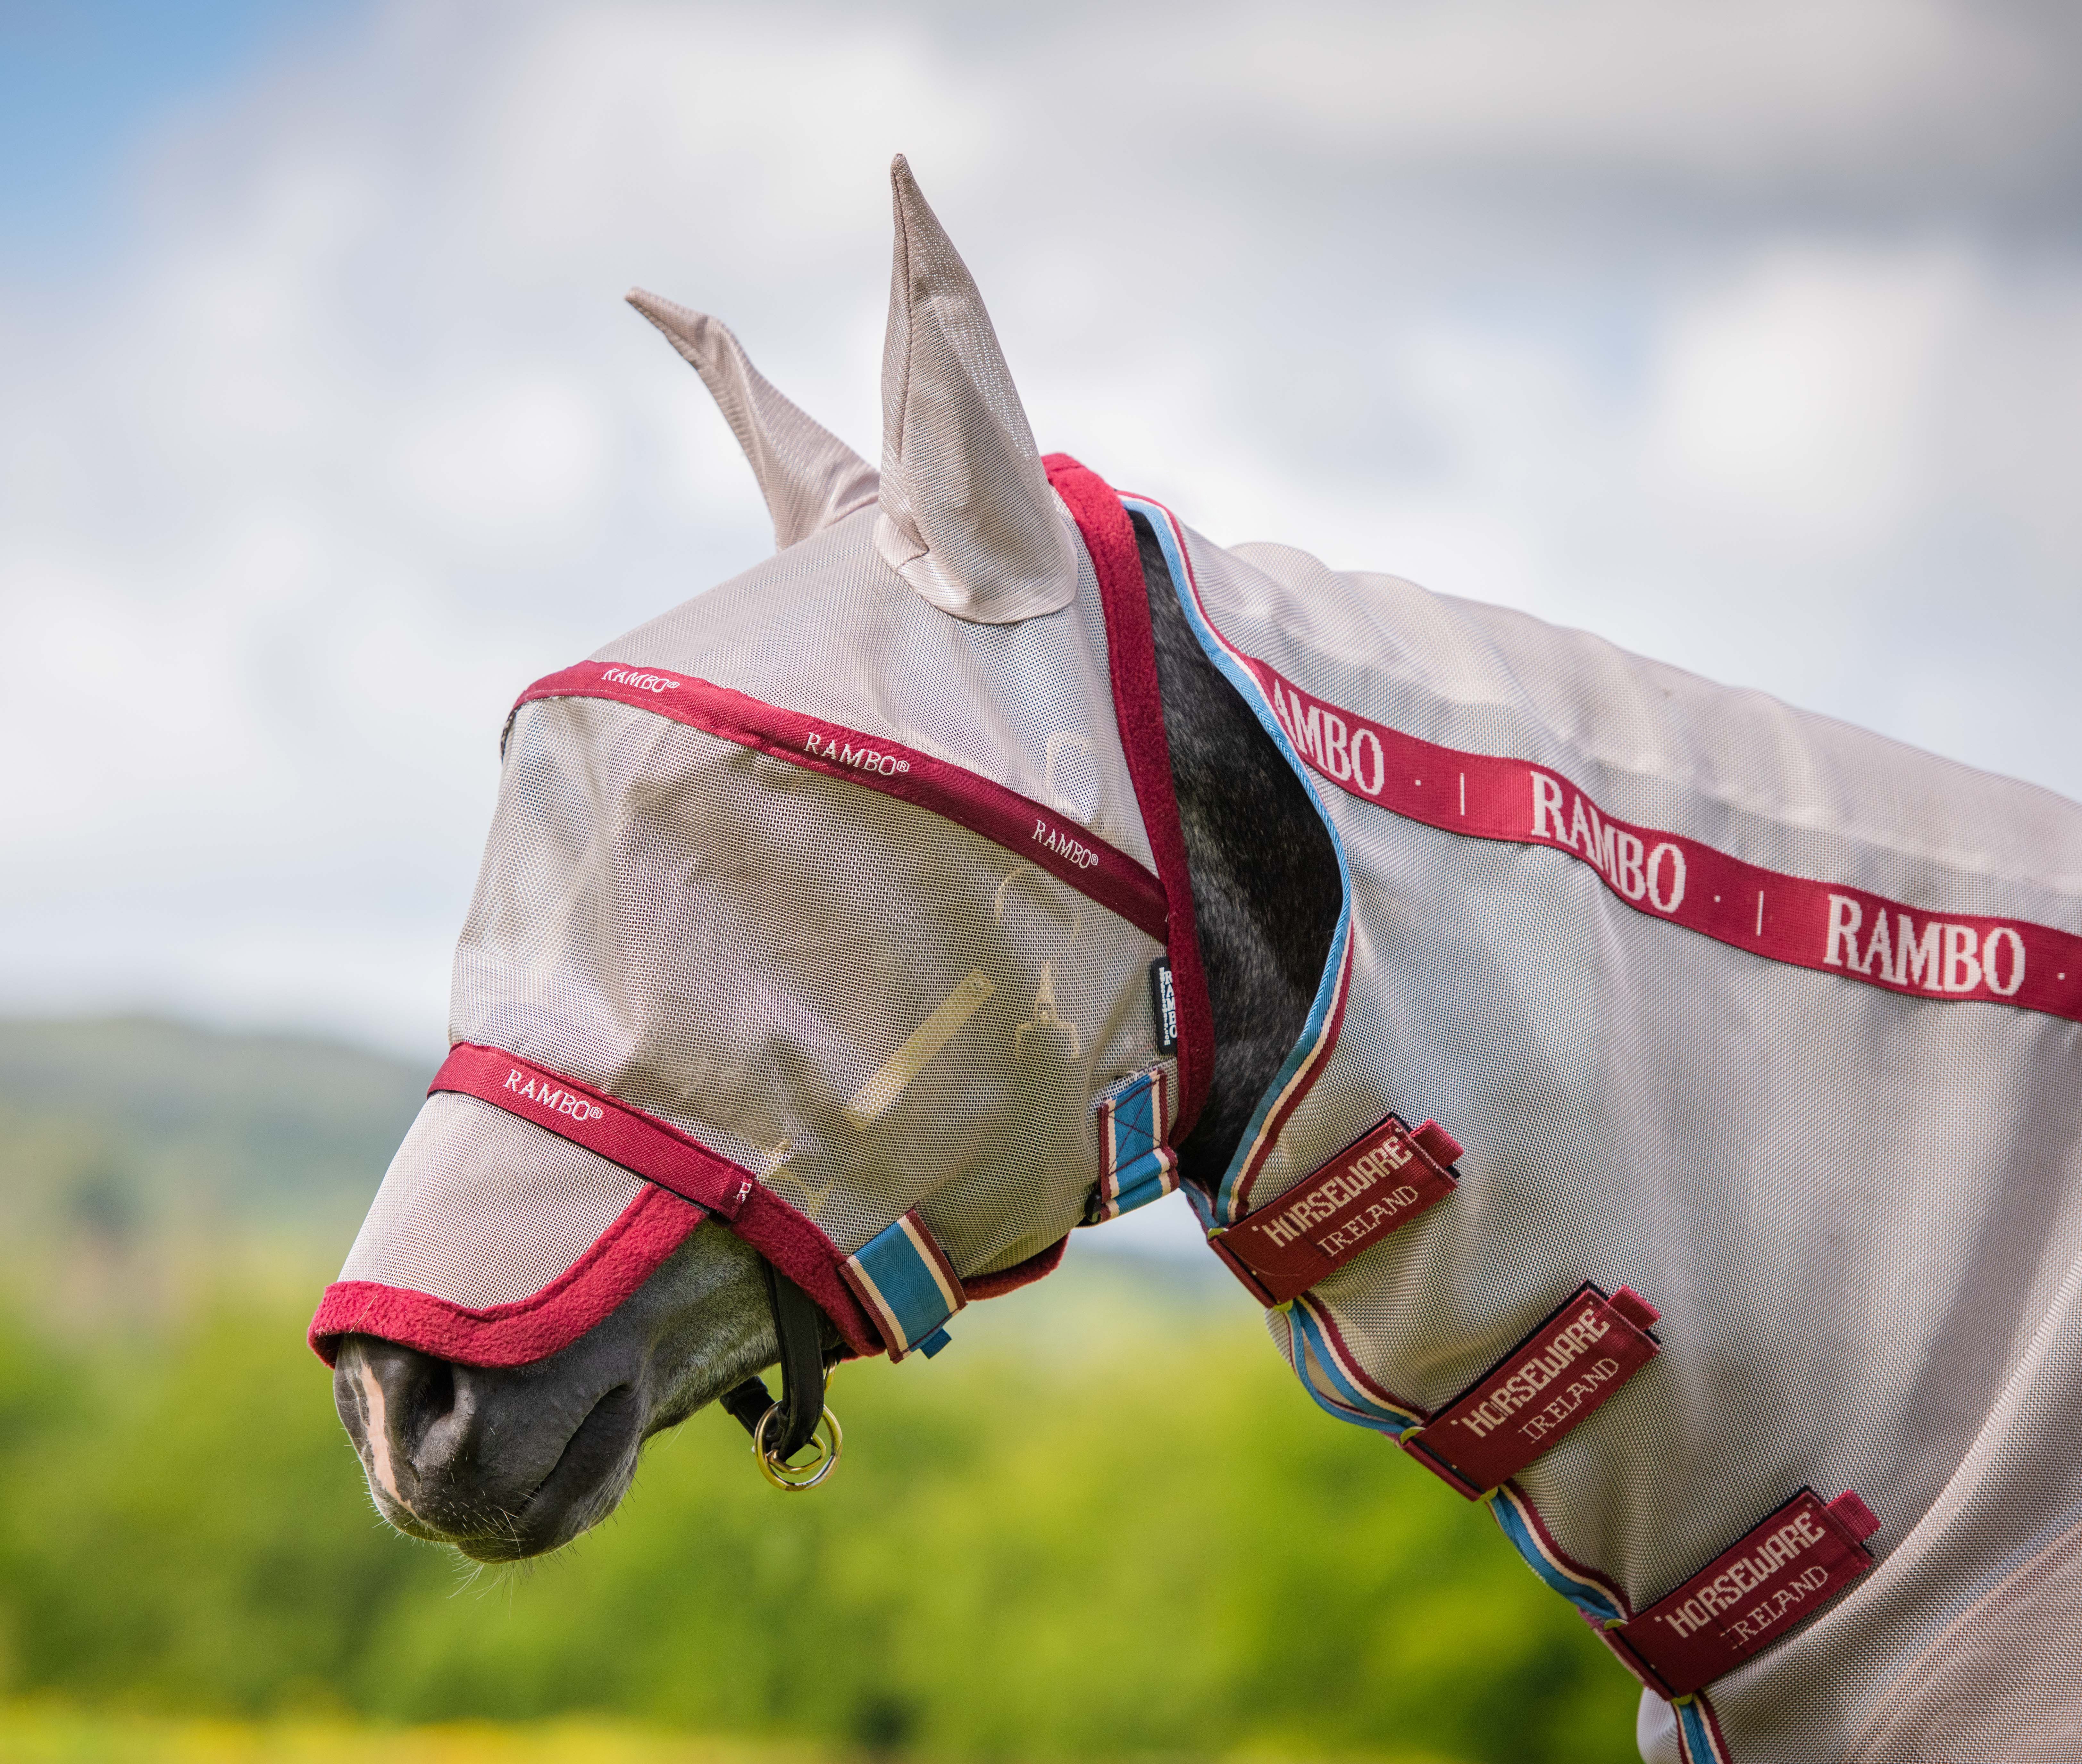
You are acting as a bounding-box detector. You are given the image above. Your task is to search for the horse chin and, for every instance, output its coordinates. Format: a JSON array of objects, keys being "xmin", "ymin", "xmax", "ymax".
[{"xmin": 332, "ymin": 1222, "xmax": 777, "ymax": 1560}]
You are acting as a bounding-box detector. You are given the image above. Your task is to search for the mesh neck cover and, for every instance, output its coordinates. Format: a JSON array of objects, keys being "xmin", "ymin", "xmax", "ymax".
[{"xmin": 1118, "ymin": 492, "xmax": 2082, "ymax": 1763}]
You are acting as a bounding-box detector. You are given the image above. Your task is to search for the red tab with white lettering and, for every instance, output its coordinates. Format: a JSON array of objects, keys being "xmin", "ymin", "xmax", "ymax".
[
  {"xmin": 1209, "ymin": 1113, "xmax": 1458, "ymax": 1305},
  {"xmin": 1610, "ymin": 1489, "xmax": 1882, "ymax": 1697},
  {"xmin": 431, "ymin": 1042, "xmax": 758, "ymax": 1220},
  {"xmin": 1404, "ymin": 1283, "xmax": 1661, "ymax": 1497}
]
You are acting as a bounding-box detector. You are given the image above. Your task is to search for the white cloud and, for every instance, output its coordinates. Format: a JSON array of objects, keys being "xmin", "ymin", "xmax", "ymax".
[
  {"xmin": 3, "ymin": 0, "xmax": 2079, "ymax": 1053},
  {"xmin": 1190, "ymin": 0, "xmax": 2073, "ymax": 191},
  {"xmin": 1648, "ymin": 247, "xmax": 1970, "ymax": 542}
]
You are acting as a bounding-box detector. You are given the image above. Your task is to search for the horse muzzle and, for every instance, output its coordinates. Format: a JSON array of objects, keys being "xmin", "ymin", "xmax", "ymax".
[{"xmin": 332, "ymin": 1334, "xmax": 644, "ymax": 1561}]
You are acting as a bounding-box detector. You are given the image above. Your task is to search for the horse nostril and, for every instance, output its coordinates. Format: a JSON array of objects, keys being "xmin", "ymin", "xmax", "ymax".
[
  {"xmin": 338, "ymin": 1337, "xmax": 481, "ymax": 1508},
  {"xmin": 399, "ymin": 1355, "xmax": 457, "ymax": 1454}
]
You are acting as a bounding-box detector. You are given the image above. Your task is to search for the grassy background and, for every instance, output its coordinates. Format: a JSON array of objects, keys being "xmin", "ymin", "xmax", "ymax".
[{"xmin": 0, "ymin": 1018, "xmax": 1642, "ymax": 1763}]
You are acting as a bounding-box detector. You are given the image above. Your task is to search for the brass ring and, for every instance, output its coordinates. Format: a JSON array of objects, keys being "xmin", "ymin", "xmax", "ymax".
[{"xmin": 753, "ymin": 1403, "xmax": 843, "ymax": 1492}]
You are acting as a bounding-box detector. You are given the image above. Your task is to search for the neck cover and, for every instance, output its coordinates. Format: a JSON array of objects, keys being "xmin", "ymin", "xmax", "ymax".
[{"xmin": 1124, "ymin": 490, "xmax": 2082, "ymax": 1764}]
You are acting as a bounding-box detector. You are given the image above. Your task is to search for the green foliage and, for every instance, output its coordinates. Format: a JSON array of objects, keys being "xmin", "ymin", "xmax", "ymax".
[
  {"xmin": 0, "ymin": 1285, "xmax": 1640, "ymax": 1763},
  {"xmin": 0, "ymin": 1017, "xmax": 1641, "ymax": 1760}
]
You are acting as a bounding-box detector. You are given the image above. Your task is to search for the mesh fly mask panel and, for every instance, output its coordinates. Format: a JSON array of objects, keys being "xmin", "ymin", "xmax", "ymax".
[{"xmin": 312, "ymin": 483, "xmax": 1207, "ymax": 1368}]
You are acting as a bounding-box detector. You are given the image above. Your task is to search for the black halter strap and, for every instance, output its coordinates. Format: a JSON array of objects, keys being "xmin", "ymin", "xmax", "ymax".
[{"xmin": 718, "ymin": 1256, "xmax": 829, "ymax": 1462}]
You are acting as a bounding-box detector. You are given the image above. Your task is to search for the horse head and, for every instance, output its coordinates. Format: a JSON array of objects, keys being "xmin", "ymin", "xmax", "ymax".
[{"xmin": 319, "ymin": 157, "xmax": 1332, "ymax": 1559}]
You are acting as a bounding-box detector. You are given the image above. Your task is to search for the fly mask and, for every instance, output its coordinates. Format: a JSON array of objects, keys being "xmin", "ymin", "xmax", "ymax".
[{"xmin": 308, "ymin": 159, "xmax": 1214, "ymax": 1475}]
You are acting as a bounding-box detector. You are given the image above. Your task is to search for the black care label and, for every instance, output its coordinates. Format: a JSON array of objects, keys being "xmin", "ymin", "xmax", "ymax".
[{"xmin": 1150, "ymin": 956, "xmax": 1178, "ymax": 1053}]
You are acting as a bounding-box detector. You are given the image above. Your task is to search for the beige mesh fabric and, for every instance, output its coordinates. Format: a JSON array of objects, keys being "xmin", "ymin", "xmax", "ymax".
[
  {"xmin": 873, "ymin": 156, "xmax": 1077, "ymax": 624},
  {"xmin": 625, "ymin": 291, "xmax": 878, "ymax": 552},
  {"xmin": 1152, "ymin": 507, "xmax": 2082, "ymax": 1764},
  {"xmin": 340, "ymin": 1094, "xmax": 645, "ymax": 1308},
  {"xmin": 336, "ymin": 496, "xmax": 1169, "ymax": 1326}
]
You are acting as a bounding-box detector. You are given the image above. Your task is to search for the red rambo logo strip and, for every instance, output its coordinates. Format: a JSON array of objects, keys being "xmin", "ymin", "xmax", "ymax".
[
  {"xmin": 516, "ymin": 662, "xmax": 1170, "ymax": 944},
  {"xmin": 1403, "ymin": 1283, "xmax": 1661, "ymax": 1498},
  {"xmin": 431, "ymin": 1043, "xmax": 760, "ymax": 1220},
  {"xmin": 1245, "ymin": 657, "xmax": 2082, "ymax": 1026},
  {"xmin": 1609, "ymin": 1489, "xmax": 1882, "ymax": 1697},
  {"xmin": 1210, "ymin": 1114, "xmax": 1461, "ymax": 1305}
]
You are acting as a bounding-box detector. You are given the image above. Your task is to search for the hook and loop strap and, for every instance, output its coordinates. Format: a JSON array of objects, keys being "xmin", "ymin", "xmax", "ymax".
[
  {"xmin": 840, "ymin": 1209, "xmax": 965, "ymax": 1360},
  {"xmin": 1086, "ymin": 1067, "xmax": 1178, "ymax": 1223}
]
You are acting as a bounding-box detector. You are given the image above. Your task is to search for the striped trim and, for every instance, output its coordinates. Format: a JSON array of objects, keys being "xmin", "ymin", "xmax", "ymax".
[
  {"xmin": 1283, "ymin": 1296, "xmax": 1424, "ymax": 1435},
  {"xmin": 839, "ymin": 1208, "xmax": 966, "ymax": 1361},
  {"xmin": 1489, "ymin": 1484, "xmax": 1629, "ymax": 1626},
  {"xmin": 1087, "ymin": 1067, "xmax": 1179, "ymax": 1223},
  {"xmin": 1119, "ymin": 495, "xmax": 1356, "ymax": 1225},
  {"xmin": 1675, "ymin": 1695, "xmax": 1733, "ymax": 1764}
]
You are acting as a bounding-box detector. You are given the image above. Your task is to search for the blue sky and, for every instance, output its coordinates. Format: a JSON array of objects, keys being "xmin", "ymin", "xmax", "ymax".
[
  {"xmin": 0, "ymin": 3, "xmax": 354, "ymax": 259},
  {"xmin": 2, "ymin": 0, "xmax": 2078, "ymax": 1078}
]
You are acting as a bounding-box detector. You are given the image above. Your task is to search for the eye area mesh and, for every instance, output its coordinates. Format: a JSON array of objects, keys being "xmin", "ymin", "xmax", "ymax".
[{"xmin": 432, "ymin": 692, "xmax": 1163, "ymax": 1279}]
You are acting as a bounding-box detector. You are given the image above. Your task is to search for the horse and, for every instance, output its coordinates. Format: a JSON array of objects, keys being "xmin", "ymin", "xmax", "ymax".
[{"xmin": 316, "ymin": 159, "xmax": 2082, "ymax": 1764}]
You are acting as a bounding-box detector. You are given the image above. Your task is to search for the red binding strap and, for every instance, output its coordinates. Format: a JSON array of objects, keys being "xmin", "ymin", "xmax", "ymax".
[
  {"xmin": 1045, "ymin": 453, "xmax": 1217, "ymax": 1143},
  {"xmin": 515, "ymin": 663, "xmax": 1169, "ymax": 944},
  {"xmin": 310, "ymin": 1044, "xmax": 884, "ymax": 1365},
  {"xmin": 1251, "ymin": 654, "xmax": 2082, "ymax": 1025}
]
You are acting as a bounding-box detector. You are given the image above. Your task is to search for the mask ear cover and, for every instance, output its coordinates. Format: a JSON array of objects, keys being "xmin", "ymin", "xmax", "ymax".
[
  {"xmin": 626, "ymin": 289, "xmax": 878, "ymax": 551},
  {"xmin": 873, "ymin": 155, "xmax": 1077, "ymax": 623}
]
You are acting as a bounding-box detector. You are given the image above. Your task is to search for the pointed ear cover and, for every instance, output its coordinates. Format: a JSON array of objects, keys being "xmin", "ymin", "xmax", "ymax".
[
  {"xmin": 627, "ymin": 290, "xmax": 878, "ymax": 551},
  {"xmin": 874, "ymin": 157, "xmax": 1078, "ymax": 624}
]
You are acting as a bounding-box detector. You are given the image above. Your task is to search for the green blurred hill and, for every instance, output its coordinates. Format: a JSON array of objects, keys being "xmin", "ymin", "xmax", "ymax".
[
  {"xmin": 0, "ymin": 1016, "xmax": 429, "ymax": 1274},
  {"xmin": 0, "ymin": 1016, "xmax": 1641, "ymax": 1764}
]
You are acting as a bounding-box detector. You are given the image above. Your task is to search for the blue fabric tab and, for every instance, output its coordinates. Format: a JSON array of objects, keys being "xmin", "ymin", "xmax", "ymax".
[
  {"xmin": 841, "ymin": 1209, "xmax": 964, "ymax": 1360},
  {"xmin": 1086, "ymin": 1068, "xmax": 1179, "ymax": 1223}
]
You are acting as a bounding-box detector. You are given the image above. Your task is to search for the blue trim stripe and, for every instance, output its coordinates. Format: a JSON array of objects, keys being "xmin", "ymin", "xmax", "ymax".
[
  {"xmin": 1489, "ymin": 1485, "xmax": 1626, "ymax": 1625},
  {"xmin": 1089, "ymin": 1068, "xmax": 1178, "ymax": 1221},
  {"xmin": 1285, "ymin": 1298, "xmax": 1422, "ymax": 1436},
  {"xmin": 1119, "ymin": 497, "xmax": 1353, "ymax": 1224},
  {"xmin": 845, "ymin": 1213, "xmax": 962, "ymax": 1356},
  {"xmin": 1675, "ymin": 1698, "xmax": 1727, "ymax": 1764}
]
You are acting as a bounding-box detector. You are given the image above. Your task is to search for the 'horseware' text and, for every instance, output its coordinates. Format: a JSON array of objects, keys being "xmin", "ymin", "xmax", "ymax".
[
  {"xmin": 1614, "ymin": 1489, "xmax": 1881, "ymax": 1696},
  {"xmin": 1455, "ymin": 1308, "xmax": 1609, "ymax": 1439},
  {"xmin": 1210, "ymin": 1114, "xmax": 1460, "ymax": 1306},
  {"xmin": 1404, "ymin": 1284, "xmax": 1661, "ymax": 1496}
]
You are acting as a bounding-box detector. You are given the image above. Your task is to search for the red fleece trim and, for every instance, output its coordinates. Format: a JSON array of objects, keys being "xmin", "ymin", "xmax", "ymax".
[
  {"xmin": 307, "ymin": 1182, "xmax": 703, "ymax": 1368},
  {"xmin": 308, "ymin": 1044, "xmax": 885, "ymax": 1366},
  {"xmin": 515, "ymin": 662, "xmax": 1169, "ymax": 943},
  {"xmin": 961, "ymin": 1233, "xmax": 1069, "ymax": 1300},
  {"xmin": 1043, "ymin": 453, "xmax": 1214, "ymax": 1142}
]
